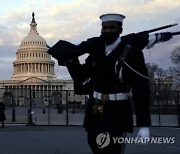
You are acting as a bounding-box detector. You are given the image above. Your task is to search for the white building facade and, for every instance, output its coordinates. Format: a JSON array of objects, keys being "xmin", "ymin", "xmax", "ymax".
[{"xmin": 0, "ymin": 13, "xmax": 85, "ymax": 106}]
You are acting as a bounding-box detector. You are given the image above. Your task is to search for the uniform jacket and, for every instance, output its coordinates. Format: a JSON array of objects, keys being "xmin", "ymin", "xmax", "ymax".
[{"xmin": 49, "ymin": 32, "xmax": 151, "ymax": 132}]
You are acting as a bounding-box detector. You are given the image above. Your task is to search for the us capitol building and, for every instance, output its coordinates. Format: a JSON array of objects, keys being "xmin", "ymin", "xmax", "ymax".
[{"xmin": 0, "ymin": 13, "xmax": 85, "ymax": 106}]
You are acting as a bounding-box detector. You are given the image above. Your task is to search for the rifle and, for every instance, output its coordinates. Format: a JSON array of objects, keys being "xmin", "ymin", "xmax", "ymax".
[
  {"xmin": 171, "ymin": 31, "xmax": 180, "ymax": 36},
  {"xmin": 142, "ymin": 23, "xmax": 180, "ymax": 37},
  {"xmin": 48, "ymin": 23, "xmax": 180, "ymax": 65},
  {"xmin": 147, "ymin": 23, "xmax": 178, "ymax": 33}
]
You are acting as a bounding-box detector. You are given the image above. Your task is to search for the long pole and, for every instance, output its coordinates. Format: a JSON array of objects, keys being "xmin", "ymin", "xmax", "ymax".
[
  {"xmin": 48, "ymin": 87, "xmax": 50, "ymax": 126},
  {"xmin": 29, "ymin": 86, "xmax": 32, "ymax": 125},
  {"xmin": 177, "ymin": 91, "xmax": 180, "ymax": 127},
  {"xmin": 47, "ymin": 81, "xmax": 50, "ymax": 126},
  {"xmin": 172, "ymin": 32, "xmax": 180, "ymax": 36},
  {"xmin": 66, "ymin": 91, "xmax": 69, "ymax": 126}
]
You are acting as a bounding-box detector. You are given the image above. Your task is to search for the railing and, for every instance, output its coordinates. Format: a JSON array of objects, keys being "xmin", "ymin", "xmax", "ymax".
[
  {"xmin": 1, "ymin": 88, "xmax": 86, "ymax": 125},
  {"xmin": 0, "ymin": 88, "xmax": 179, "ymax": 127},
  {"xmin": 149, "ymin": 91, "xmax": 180, "ymax": 127}
]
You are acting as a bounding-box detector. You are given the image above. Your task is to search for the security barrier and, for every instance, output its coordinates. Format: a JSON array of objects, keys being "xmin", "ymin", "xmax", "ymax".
[{"xmin": 0, "ymin": 88, "xmax": 179, "ymax": 127}]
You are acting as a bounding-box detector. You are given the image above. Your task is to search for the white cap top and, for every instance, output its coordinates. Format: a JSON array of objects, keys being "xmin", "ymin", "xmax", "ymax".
[{"xmin": 100, "ymin": 13, "xmax": 125, "ymax": 23}]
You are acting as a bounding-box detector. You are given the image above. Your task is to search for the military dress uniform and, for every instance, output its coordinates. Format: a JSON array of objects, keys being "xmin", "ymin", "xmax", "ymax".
[
  {"xmin": 48, "ymin": 13, "xmax": 173, "ymax": 154},
  {"xmin": 54, "ymin": 32, "xmax": 151, "ymax": 153},
  {"xmin": 66, "ymin": 32, "xmax": 151, "ymax": 131}
]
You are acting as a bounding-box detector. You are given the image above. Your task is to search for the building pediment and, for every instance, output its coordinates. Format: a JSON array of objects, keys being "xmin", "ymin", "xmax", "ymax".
[{"xmin": 18, "ymin": 77, "xmax": 48, "ymax": 84}]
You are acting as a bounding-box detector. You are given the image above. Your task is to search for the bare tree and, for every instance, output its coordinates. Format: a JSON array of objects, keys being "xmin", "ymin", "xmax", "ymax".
[
  {"xmin": 146, "ymin": 63, "xmax": 170, "ymax": 91},
  {"xmin": 146, "ymin": 63, "xmax": 174, "ymax": 106},
  {"xmin": 169, "ymin": 46, "xmax": 180, "ymax": 90},
  {"xmin": 146, "ymin": 63, "xmax": 158, "ymax": 79},
  {"xmin": 170, "ymin": 46, "xmax": 180, "ymax": 76}
]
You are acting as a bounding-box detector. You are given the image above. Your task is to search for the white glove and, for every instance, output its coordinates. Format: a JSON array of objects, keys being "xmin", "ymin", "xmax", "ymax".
[
  {"xmin": 137, "ymin": 127, "xmax": 150, "ymax": 144},
  {"xmin": 137, "ymin": 127, "xmax": 150, "ymax": 138}
]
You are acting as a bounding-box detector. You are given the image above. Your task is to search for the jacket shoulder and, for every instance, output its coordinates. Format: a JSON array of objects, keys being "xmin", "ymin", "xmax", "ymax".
[
  {"xmin": 121, "ymin": 33, "xmax": 136, "ymax": 44},
  {"xmin": 121, "ymin": 32, "xmax": 149, "ymax": 50},
  {"xmin": 86, "ymin": 37, "xmax": 103, "ymax": 46}
]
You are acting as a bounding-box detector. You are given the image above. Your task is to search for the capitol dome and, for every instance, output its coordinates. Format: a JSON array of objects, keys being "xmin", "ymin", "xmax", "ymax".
[
  {"xmin": 19, "ymin": 33, "xmax": 47, "ymax": 48},
  {"xmin": 11, "ymin": 12, "xmax": 57, "ymax": 81},
  {"xmin": 19, "ymin": 15, "xmax": 47, "ymax": 49}
]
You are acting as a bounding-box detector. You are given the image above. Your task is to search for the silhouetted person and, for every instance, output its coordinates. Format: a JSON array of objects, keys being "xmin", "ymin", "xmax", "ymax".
[{"xmin": 0, "ymin": 101, "xmax": 6, "ymax": 128}]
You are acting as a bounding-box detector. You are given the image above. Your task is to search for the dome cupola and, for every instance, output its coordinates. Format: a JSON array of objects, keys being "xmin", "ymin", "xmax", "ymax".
[{"xmin": 19, "ymin": 12, "xmax": 47, "ymax": 49}]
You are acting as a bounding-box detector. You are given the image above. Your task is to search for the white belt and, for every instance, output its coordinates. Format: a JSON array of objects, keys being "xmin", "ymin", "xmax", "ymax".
[{"xmin": 93, "ymin": 91, "xmax": 130, "ymax": 101}]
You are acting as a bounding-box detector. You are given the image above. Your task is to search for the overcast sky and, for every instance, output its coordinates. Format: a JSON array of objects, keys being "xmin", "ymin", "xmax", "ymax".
[{"xmin": 0, "ymin": 0, "xmax": 180, "ymax": 80}]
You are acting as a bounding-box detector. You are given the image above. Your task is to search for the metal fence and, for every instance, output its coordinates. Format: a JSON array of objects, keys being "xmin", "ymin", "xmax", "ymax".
[
  {"xmin": 149, "ymin": 91, "xmax": 180, "ymax": 127},
  {"xmin": 0, "ymin": 88, "xmax": 179, "ymax": 127},
  {"xmin": 0, "ymin": 87, "xmax": 86, "ymax": 126}
]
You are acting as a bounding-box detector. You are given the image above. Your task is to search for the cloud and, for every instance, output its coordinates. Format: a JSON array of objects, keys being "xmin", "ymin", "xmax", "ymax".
[
  {"xmin": 1, "ymin": 0, "xmax": 180, "ymax": 43},
  {"xmin": 0, "ymin": 38, "xmax": 3, "ymax": 45},
  {"xmin": 0, "ymin": 0, "xmax": 180, "ymax": 80},
  {"xmin": 144, "ymin": 35, "xmax": 180, "ymax": 70}
]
